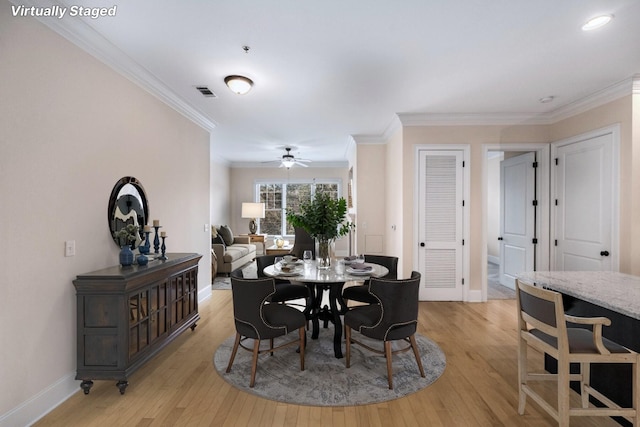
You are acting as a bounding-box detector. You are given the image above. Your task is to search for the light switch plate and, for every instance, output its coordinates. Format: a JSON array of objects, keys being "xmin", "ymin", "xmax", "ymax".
[{"xmin": 65, "ymin": 240, "xmax": 76, "ymax": 257}]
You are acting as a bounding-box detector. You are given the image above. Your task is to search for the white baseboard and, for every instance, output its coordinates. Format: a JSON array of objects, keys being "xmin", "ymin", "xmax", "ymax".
[
  {"xmin": 467, "ymin": 289, "xmax": 483, "ymax": 302},
  {"xmin": 198, "ymin": 286, "xmax": 212, "ymax": 303},
  {"xmin": 0, "ymin": 373, "xmax": 79, "ymax": 427}
]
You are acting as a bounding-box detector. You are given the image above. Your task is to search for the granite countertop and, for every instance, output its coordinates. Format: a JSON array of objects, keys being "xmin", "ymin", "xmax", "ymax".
[{"xmin": 517, "ymin": 271, "xmax": 640, "ymax": 320}]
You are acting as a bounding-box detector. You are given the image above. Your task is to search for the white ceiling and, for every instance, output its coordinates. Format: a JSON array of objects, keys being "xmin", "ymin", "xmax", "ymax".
[{"xmin": 35, "ymin": 0, "xmax": 640, "ymax": 166}]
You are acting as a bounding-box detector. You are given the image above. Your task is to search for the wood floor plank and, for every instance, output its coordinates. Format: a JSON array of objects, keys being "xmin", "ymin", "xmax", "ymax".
[{"xmin": 33, "ymin": 291, "xmax": 622, "ymax": 426}]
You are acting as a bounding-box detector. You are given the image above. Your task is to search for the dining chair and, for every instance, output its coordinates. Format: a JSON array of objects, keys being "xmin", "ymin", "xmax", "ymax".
[
  {"xmin": 341, "ymin": 255, "xmax": 398, "ymax": 306},
  {"xmin": 345, "ymin": 271, "xmax": 424, "ymax": 389},
  {"xmin": 255, "ymin": 255, "xmax": 310, "ymax": 306},
  {"xmin": 226, "ymin": 273, "xmax": 306, "ymax": 387},
  {"xmin": 516, "ymin": 279, "xmax": 639, "ymax": 426},
  {"xmin": 288, "ymin": 227, "xmax": 315, "ymax": 259}
]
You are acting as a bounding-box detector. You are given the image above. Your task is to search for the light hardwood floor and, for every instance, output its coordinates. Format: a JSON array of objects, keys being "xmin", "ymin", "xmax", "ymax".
[{"xmin": 35, "ymin": 291, "xmax": 620, "ymax": 427}]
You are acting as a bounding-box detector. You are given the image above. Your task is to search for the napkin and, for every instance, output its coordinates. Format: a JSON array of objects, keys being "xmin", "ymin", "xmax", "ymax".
[{"xmin": 349, "ymin": 263, "xmax": 372, "ymax": 271}]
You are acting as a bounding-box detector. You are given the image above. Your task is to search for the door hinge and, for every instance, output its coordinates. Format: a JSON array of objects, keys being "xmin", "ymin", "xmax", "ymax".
[
  {"xmin": 555, "ymin": 239, "xmax": 558, "ymax": 246},
  {"xmin": 532, "ymin": 200, "xmax": 538, "ymax": 206},
  {"xmin": 462, "ymin": 200, "xmax": 465, "ymax": 207},
  {"xmin": 532, "ymin": 238, "xmax": 538, "ymax": 244},
  {"xmin": 462, "ymin": 278, "xmax": 465, "ymax": 285},
  {"xmin": 555, "ymin": 157, "xmax": 559, "ymax": 166},
  {"xmin": 555, "ymin": 199, "xmax": 558, "ymax": 206},
  {"xmin": 462, "ymin": 239, "xmax": 465, "ymax": 245},
  {"xmin": 532, "ymin": 161, "xmax": 538, "ymax": 168},
  {"xmin": 462, "ymin": 160, "xmax": 465, "ymax": 167}
]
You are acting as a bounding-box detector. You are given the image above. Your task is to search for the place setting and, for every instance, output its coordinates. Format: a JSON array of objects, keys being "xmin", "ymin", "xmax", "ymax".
[{"xmin": 273, "ymin": 254, "xmax": 304, "ymax": 277}]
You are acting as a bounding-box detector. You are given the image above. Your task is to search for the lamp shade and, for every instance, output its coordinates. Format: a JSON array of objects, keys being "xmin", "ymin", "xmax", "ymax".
[{"xmin": 241, "ymin": 202, "xmax": 265, "ymax": 219}]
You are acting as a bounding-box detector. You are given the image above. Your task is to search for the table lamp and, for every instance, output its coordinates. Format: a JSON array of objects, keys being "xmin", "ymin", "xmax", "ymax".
[{"xmin": 241, "ymin": 202, "xmax": 265, "ymax": 234}]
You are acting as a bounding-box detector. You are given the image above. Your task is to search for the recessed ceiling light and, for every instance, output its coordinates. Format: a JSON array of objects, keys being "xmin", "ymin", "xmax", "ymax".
[
  {"xmin": 539, "ymin": 96, "xmax": 555, "ymax": 104},
  {"xmin": 582, "ymin": 14, "xmax": 613, "ymax": 31}
]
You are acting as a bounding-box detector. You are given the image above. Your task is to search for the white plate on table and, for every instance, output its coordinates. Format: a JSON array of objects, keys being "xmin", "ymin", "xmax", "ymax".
[
  {"xmin": 346, "ymin": 267, "xmax": 373, "ymax": 276},
  {"xmin": 283, "ymin": 260, "xmax": 303, "ymax": 266},
  {"xmin": 276, "ymin": 270, "xmax": 301, "ymax": 277}
]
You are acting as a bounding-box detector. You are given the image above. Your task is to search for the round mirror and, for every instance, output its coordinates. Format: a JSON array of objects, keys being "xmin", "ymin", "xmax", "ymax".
[{"xmin": 108, "ymin": 176, "xmax": 149, "ymax": 248}]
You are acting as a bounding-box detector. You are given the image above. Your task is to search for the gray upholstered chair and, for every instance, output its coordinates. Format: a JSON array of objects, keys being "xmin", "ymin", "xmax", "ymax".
[
  {"xmin": 516, "ymin": 279, "xmax": 639, "ymax": 426},
  {"xmin": 344, "ymin": 271, "xmax": 424, "ymax": 389},
  {"xmin": 226, "ymin": 272, "xmax": 306, "ymax": 387},
  {"xmin": 342, "ymin": 255, "xmax": 398, "ymax": 305},
  {"xmin": 288, "ymin": 227, "xmax": 315, "ymax": 259}
]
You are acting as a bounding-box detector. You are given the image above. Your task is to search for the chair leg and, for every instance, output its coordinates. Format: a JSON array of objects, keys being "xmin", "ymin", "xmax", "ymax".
[
  {"xmin": 580, "ymin": 362, "xmax": 590, "ymax": 408},
  {"xmin": 634, "ymin": 357, "xmax": 639, "ymax": 427},
  {"xmin": 249, "ymin": 339, "xmax": 260, "ymax": 388},
  {"xmin": 385, "ymin": 341, "xmax": 393, "ymax": 390},
  {"xmin": 225, "ymin": 333, "xmax": 241, "ymax": 373},
  {"xmin": 270, "ymin": 338, "xmax": 274, "ymax": 356},
  {"xmin": 409, "ymin": 334, "xmax": 425, "ymax": 378},
  {"xmin": 558, "ymin": 359, "xmax": 571, "ymax": 427},
  {"xmin": 299, "ymin": 327, "xmax": 305, "ymax": 371},
  {"xmin": 517, "ymin": 336, "xmax": 527, "ymax": 415},
  {"xmin": 345, "ymin": 325, "xmax": 351, "ymax": 368}
]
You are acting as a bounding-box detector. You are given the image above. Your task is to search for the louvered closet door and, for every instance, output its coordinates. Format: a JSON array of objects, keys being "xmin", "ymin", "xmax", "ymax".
[{"xmin": 418, "ymin": 150, "xmax": 464, "ymax": 301}]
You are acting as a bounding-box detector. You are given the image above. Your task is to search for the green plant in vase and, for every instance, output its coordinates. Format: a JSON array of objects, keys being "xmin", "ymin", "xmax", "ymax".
[{"xmin": 286, "ymin": 193, "xmax": 354, "ymax": 269}]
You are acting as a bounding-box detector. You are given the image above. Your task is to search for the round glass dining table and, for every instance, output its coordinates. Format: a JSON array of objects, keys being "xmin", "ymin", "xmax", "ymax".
[{"xmin": 263, "ymin": 260, "xmax": 388, "ymax": 358}]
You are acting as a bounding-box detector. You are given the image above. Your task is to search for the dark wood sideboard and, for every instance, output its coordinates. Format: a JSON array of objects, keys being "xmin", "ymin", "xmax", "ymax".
[{"xmin": 73, "ymin": 253, "xmax": 202, "ymax": 394}]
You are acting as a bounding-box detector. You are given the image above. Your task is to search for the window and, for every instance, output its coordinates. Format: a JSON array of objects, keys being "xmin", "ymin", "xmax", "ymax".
[{"xmin": 257, "ymin": 180, "xmax": 340, "ymax": 236}]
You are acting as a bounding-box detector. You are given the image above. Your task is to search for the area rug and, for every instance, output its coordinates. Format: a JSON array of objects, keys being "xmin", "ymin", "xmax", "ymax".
[{"xmin": 213, "ymin": 327, "xmax": 446, "ymax": 406}]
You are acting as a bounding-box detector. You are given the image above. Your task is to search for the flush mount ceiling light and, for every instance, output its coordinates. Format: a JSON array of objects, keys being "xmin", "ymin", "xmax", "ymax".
[
  {"xmin": 539, "ymin": 96, "xmax": 555, "ymax": 103},
  {"xmin": 224, "ymin": 75, "xmax": 253, "ymax": 95},
  {"xmin": 582, "ymin": 14, "xmax": 613, "ymax": 31}
]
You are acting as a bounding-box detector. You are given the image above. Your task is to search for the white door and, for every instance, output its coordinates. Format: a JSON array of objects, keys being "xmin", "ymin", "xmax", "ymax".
[
  {"xmin": 553, "ymin": 131, "xmax": 617, "ymax": 271},
  {"xmin": 499, "ymin": 152, "xmax": 536, "ymax": 289},
  {"xmin": 417, "ymin": 150, "xmax": 464, "ymax": 301}
]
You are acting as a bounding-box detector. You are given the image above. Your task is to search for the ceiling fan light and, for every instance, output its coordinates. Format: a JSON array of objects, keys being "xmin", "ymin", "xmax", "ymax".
[
  {"xmin": 282, "ymin": 160, "xmax": 295, "ymax": 168},
  {"xmin": 224, "ymin": 75, "xmax": 253, "ymax": 95},
  {"xmin": 582, "ymin": 14, "xmax": 613, "ymax": 31}
]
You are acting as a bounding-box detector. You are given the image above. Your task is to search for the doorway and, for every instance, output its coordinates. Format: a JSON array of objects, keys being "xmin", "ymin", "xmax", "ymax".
[{"xmin": 482, "ymin": 143, "xmax": 550, "ymax": 302}]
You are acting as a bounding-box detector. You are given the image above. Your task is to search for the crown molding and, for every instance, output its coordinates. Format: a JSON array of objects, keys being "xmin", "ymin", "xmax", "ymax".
[
  {"xmin": 12, "ymin": 0, "xmax": 217, "ymax": 132},
  {"xmin": 633, "ymin": 74, "xmax": 640, "ymax": 95},
  {"xmin": 397, "ymin": 112, "xmax": 551, "ymax": 126},
  {"xmin": 397, "ymin": 75, "xmax": 636, "ymax": 127},
  {"xmin": 546, "ymin": 76, "xmax": 635, "ymax": 122},
  {"xmin": 351, "ymin": 114, "xmax": 403, "ymax": 144}
]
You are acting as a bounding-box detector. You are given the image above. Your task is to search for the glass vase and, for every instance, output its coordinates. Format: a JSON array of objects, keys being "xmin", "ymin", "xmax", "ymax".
[{"xmin": 315, "ymin": 235, "xmax": 334, "ymax": 270}]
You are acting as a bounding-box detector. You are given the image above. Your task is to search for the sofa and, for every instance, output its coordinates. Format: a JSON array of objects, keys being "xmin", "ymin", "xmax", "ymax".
[{"xmin": 212, "ymin": 225, "xmax": 257, "ymax": 276}]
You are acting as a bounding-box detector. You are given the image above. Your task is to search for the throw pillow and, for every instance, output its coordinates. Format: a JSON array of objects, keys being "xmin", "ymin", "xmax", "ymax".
[
  {"xmin": 218, "ymin": 225, "xmax": 234, "ymax": 246},
  {"xmin": 212, "ymin": 234, "xmax": 226, "ymax": 248}
]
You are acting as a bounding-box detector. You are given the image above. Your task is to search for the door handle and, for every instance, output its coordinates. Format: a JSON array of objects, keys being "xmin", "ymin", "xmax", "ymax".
[
  {"xmin": 420, "ymin": 242, "xmax": 425, "ymax": 247},
  {"xmin": 600, "ymin": 250, "xmax": 610, "ymax": 257},
  {"xmin": 498, "ymin": 237, "xmax": 503, "ymax": 241}
]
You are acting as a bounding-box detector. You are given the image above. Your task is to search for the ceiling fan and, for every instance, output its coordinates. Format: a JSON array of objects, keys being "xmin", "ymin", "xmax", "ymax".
[{"xmin": 264, "ymin": 147, "xmax": 311, "ymax": 168}]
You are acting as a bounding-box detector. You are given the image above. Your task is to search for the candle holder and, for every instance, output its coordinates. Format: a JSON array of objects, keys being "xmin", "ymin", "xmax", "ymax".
[
  {"xmin": 153, "ymin": 226, "xmax": 162, "ymax": 254},
  {"xmin": 139, "ymin": 230, "xmax": 151, "ymax": 255},
  {"xmin": 159, "ymin": 236, "xmax": 167, "ymax": 260}
]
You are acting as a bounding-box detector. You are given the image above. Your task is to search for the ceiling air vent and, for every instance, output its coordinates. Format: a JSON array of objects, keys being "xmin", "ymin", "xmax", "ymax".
[{"xmin": 195, "ymin": 86, "xmax": 217, "ymax": 98}]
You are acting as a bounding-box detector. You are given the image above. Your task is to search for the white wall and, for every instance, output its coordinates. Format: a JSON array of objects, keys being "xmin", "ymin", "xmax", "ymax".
[
  {"xmin": 0, "ymin": 3, "xmax": 210, "ymax": 424},
  {"xmin": 210, "ymin": 155, "xmax": 231, "ymax": 228}
]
